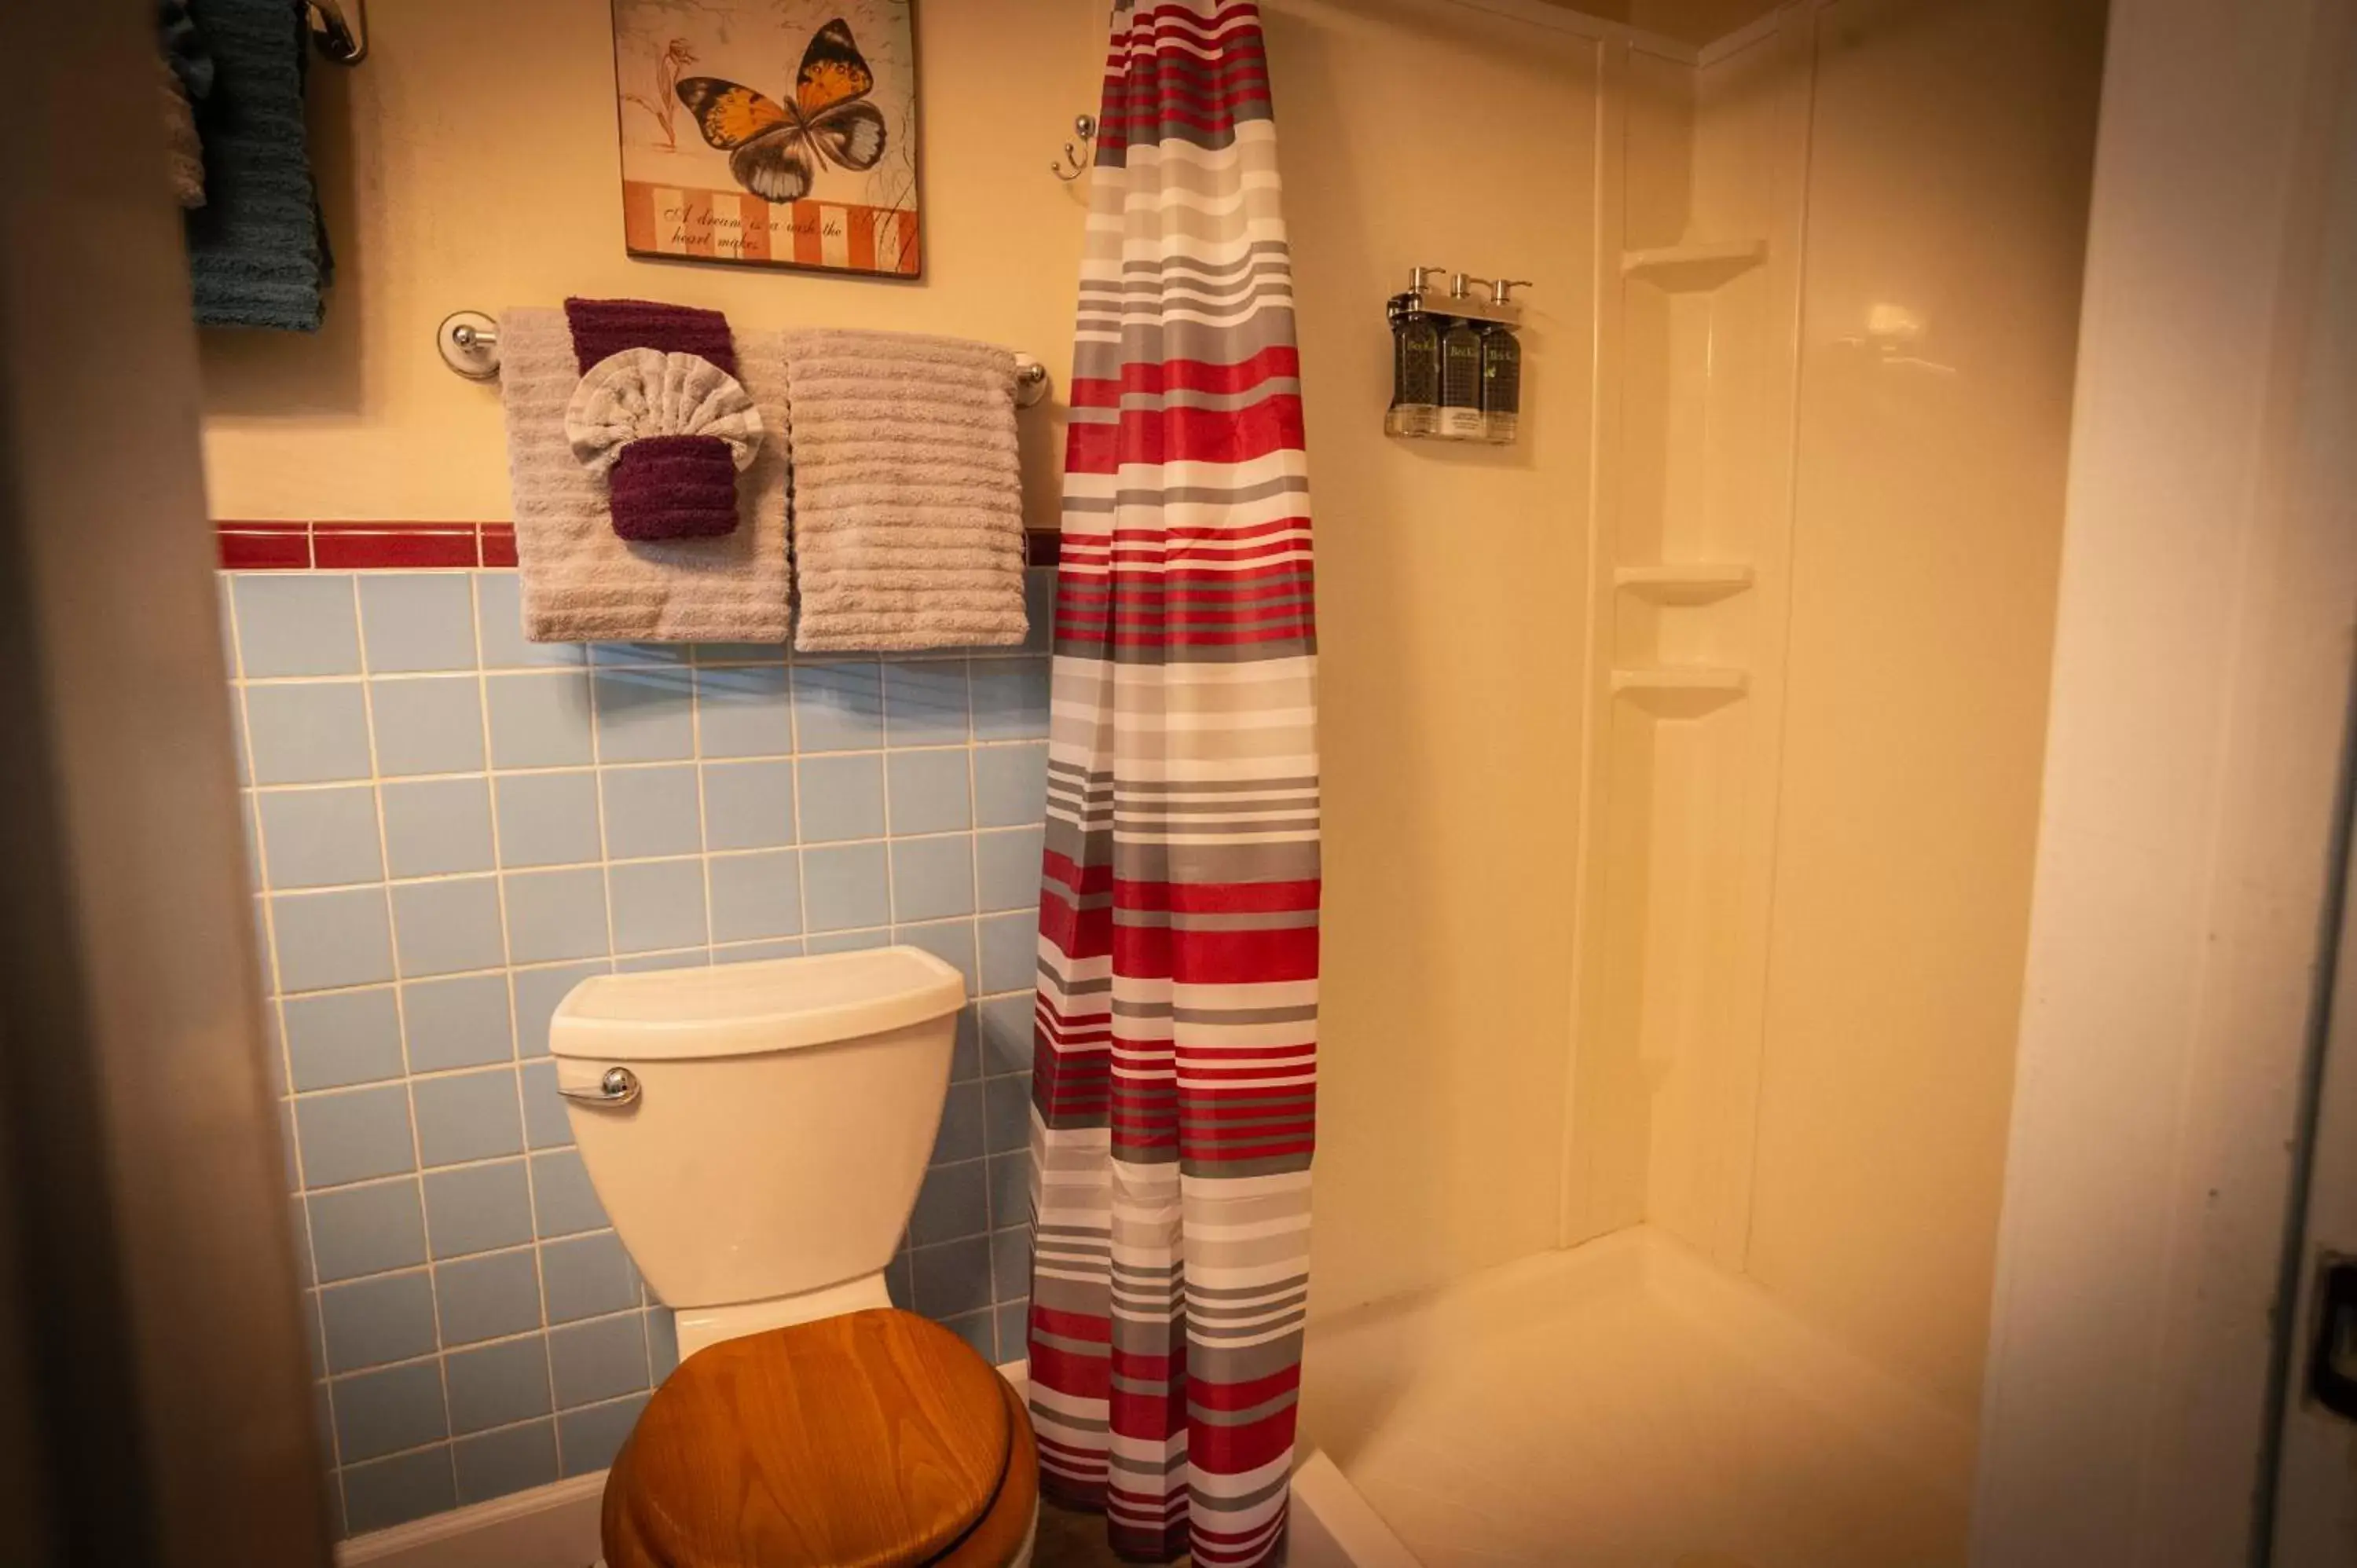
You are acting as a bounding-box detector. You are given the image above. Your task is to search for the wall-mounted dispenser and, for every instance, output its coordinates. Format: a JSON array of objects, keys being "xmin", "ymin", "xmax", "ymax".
[
  {"xmin": 1385, "ymin": 266, "xmax": 1445, "ymax": 438},
  {"xmin": 1384, "ymin": 271, "xmax": 1530, "ymax": 445}
]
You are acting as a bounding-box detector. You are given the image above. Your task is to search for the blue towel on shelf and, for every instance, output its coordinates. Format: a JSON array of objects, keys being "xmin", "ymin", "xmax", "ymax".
[{"xmin": 185, "ymin": 0, "xmax": 331, "ymax": 330}]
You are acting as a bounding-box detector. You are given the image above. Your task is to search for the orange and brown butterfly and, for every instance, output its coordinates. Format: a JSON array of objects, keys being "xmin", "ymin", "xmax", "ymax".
[{"xmin": 674, "ymin": 17, "xmax": 889, "ymax": 204}]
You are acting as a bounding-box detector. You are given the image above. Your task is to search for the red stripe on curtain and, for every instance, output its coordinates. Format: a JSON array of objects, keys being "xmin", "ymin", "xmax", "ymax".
[
  {"xmin": 1027, "ymin": 4, "xmax": 1319, "ymax": 1563},
  {"xmin": 1070, "ymin": 347, "xmax": 1303, "ymax": 405},
  {"xmin": 1065, "ymin": 397, "xmax": 1308, "ymax": 470}
]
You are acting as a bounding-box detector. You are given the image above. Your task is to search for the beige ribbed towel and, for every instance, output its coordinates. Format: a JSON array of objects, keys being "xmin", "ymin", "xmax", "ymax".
[
  {"xmin": 781, "ymin": 328, "xmax": 1027, "ymax": 652},
  {"xmin": 498, "ymin": 308, "xmax": 791, "ymax": 643}
]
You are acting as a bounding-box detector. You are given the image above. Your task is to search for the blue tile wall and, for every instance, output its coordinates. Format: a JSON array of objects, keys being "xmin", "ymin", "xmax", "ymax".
[
  {"xmin": 246, "ymin": 683, "xmax": 373, "ymax": 785},
  {"xmin": 359, "ymin": 576, "xmax": 477, "ymax": 674},
  {"xmin": 368, "ymin": 679, "xmax": 486, "ymax": 778},
  {"xmin": 700, "ymin": 759, "xmax": 797, "ymax": 850},
  {"xmin": 445, "ymin": 1336, "xmax": 553, "ymax": 1434},
  {"xmin": 283, "ymin": 988, "xmax": 404, "ymax": 1091},
  {"xmin": 258, "ymin": 786, "xmax": 385, "ymax": 889},
  {"xmin": 225, "ymin": 566, "xmax": 1053, "ymax": 1538},
  {"xmin": 380, "ymin": 778, "xmax": 497, "ymax": 879},
  {"xmin": 600, "ymin": 766, "xmax": 703, "ymax": 859},
  {"xmin": 344, "ymin": 1445, "xmax": 458, "ymax": 1533},
  {"xmin": 797, "ymin": 753, "xmax": 886, "ymax": 842},
  {"xmin": 453, "ymin": 1420, "xmax": 557, "ymax": 1504},
  {"xmin": 234, "ymin": 575, "xmax": 362, "ymax": 677},
  {"xmin": 321, "ymin": 1272, "xmax": 440, "ymax": 1375},
  {"xmin": 400, "ymin": 973, "xmax": 513, "ymax": 1072},
  {"xmin": 492, "ymin": 771, "xmax": 603, "ymax": 868}
]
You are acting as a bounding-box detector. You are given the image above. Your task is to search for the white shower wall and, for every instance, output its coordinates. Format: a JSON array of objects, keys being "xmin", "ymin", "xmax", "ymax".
[
  {"xmin": 1563, "ymin": 0, "xmax": 2103, "ymax": 1412},
  {"xmin": 1740, "ymin": 0, "xmax": 2103, "ymax": 1412},
  {"xmin": 1297, "ymin": 0, "xmax": 2106, "ymax": 1560}
]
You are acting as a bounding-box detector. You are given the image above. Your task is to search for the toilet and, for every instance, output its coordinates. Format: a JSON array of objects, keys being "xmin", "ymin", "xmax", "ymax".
[{"xmin": 550, "ymin": 947, "xmax": 1037, "ymax": 1567}]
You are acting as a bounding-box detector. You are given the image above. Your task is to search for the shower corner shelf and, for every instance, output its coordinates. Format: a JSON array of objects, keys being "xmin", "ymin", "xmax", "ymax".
[
  {"xmin": 1619, "ymin": 240, "xmax": 1769, "ymax": 291},
  {"xmin": 1611, "ymin": 665, "xmax": 1750, "ymax": 717},
  {"xmin": 1613, "ymin": 562, "xmax": 1757, "ymax": 604}
]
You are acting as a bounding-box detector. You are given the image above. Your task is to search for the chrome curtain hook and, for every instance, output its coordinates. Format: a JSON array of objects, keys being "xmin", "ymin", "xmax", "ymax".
[{"xmin": 1050, "ymin": 114, "xmax": 1098, "ymax": 182}]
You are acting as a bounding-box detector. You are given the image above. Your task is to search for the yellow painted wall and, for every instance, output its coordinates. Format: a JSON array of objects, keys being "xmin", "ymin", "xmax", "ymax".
[
  {"xmin": 1743, "ymin": 0, "xmax": 2106, "ymax": 1413},
  {"xmin": 199, "ymin": 0, "xmax": 1104, "ymax": 525},
  {"xmin": 197, "ymin": 0, "xmax": 1606, "ymax": 1319}
]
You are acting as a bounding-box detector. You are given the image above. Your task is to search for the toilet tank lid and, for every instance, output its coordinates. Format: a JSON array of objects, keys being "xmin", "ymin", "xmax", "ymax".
[{"xmin": 548, "ymin": 947, "xmax": 968, "ymax": 1062}]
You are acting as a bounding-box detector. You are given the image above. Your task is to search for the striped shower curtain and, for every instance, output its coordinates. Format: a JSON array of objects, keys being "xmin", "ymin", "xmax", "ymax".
[{"xmin": 1024, "ymin": 2, "xmax": 1320, "ymax": 1564}]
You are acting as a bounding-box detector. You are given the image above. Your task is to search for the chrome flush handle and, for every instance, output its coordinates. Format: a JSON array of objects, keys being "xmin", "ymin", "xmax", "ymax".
[{"xmin": 559, "ymin": 1067, "xmax": 641, "ymax": 1108}]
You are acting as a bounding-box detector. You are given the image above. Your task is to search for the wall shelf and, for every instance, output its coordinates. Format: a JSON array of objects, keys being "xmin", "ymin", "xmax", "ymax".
[
  {"xmin": 1611, "ymin": 666, "xmax": 1750, "ymax": 716},
  {"xmin": 1620, "ymin": 240, "xmax": 1769, "ymax": 291},
  {"xmin": 1613, "ymin": 563, "xmax": 1757, "ymax": 604}
]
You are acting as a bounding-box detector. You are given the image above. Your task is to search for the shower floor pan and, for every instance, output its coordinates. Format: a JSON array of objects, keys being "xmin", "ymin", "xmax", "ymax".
[{"xmin": 1299, "ymin": 1228, "xmax": 1973, "ymax": 1568}]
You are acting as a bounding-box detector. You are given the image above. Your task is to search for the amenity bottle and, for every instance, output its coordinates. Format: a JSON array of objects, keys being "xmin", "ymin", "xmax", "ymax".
[
  {"xmin": 1386, "ymin": 266, "xmax": 1445, "ymax": 438},
  {"xmin": 1437, "ymin": 273, "xmax": 1488, "ymax": 441},
  {"xmin": 1480, "ymin": 280, "xmax": 1530, "ymax": 445}
]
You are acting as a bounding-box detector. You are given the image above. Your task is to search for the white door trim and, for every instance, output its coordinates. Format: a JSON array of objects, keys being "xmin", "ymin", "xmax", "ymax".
[{"xmin": 1970, "ymin": 0, "xmax": 2357, "ymax": 1563}]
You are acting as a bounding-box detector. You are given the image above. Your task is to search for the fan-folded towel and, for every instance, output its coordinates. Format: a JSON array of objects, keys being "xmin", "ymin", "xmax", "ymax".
[{"xmin": 497, "ymin": 308, "xmax": 790, "ymax": 643}]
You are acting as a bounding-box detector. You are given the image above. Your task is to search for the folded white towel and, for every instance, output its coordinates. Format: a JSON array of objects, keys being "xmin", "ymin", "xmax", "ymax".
[
  {"xmin": 780, "ymin": 328, "xmax": 1028, "ymax": 652},
  {"xmin": 497, "ymin": 308, "xmax": 791, "ymax": 643}
]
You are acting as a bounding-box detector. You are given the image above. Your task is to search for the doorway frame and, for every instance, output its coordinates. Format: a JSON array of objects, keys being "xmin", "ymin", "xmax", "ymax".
[{"xmin": 1970, "ymin": 0, "xmax": 2357, "ymax": 1563}]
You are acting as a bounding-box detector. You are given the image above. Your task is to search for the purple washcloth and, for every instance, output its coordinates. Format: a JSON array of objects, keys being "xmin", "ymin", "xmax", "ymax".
[
  {"xmin": 564, "ymin": 296, "xmax": 738, "ymax": 376},
  {"xmin": 607, "ymin": 434, "xmax": 742, "ymax": 542},
  {"xmin": 562, "ymin": 297, "xmax": 747, "ymax": 541}
]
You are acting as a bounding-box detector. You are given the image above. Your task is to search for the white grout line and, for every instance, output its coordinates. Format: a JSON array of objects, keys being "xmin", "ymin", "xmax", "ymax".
[
  {"xmin": 266, "ymin": 929, "xmax": 1040, "ymax": 1014},
  {"xmin": 344, "ymin": 576, "xmax": 467, "ymax": 1511},
  {"xmin": 258, "ymin": 826, "xmax": 1008, "ymax": 897},
  {"xmin": 223, "ymin": 580, "xmax": 348, "ymax": 1514},
  {"xmin": 234, "ymin": 568, "xmax": 1056, "ymax": 1493},
  {"xmin": 876, "ymin": 665, "xmax": 899, "ymax": 929},
  {"xmin": 340, "ymin": 1386, "xmax": 650, "ymax": 1479},
  {"xmin": 788, "ymin": 661, "xmax": 816, "ymax": 961},
  {"xmin": 466, "ymin": 576, "xmax": 571, "ymax": 1485},
  {"xmin": 960, "ymin": 661, "xmax": 998, "ymax": 1240},
  {"xmin": 244, "ymin": 741, "xmax": 1041, "ymax": 788},
  {"xmin": 683, "ymin": 665, "xmax": 717, "ymax": 963}
]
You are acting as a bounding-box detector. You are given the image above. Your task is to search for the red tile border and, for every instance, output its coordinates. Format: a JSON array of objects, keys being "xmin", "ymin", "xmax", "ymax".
[
  {"xmin": 214, "ymin": 520, "xmax": 1061, "ymax": 571},
  {"xmin": 313, "ymin": 522, "xmax": 482, "ymax": 570},
  {"xmin": 217, "ymin": 521, "xmax": 312, "ymax": 570}
]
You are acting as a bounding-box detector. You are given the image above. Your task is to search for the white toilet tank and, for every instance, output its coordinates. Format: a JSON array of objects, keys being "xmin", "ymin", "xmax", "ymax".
[{"xmin": 548, "ymin": 947, "xmax": 966, "ymax": 1321}]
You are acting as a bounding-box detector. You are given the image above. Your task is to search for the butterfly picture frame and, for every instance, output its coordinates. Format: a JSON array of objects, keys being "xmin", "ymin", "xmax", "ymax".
[{"xmin": 609, "ymin": 0, "xmax": 921, "ymax": 277}]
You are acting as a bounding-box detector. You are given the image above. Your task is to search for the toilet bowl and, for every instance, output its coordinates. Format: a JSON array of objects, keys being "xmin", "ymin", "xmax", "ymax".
[{"xmin": 551, "ymin": 947, "xmax": 1036, "ymax": 1567}]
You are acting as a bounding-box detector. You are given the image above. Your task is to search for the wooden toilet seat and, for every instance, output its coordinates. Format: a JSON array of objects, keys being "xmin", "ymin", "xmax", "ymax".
[{"xmin": 602, "ymin": 1308, "xmax": 1039, "ymax": 1568}]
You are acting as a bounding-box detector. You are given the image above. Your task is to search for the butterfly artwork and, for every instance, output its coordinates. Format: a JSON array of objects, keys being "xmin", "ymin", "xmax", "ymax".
[
  {"xmin": 610, "ymin": 2, "xmax": 920, "ymax": 277},
  {"xmin": 676, "ymin": 19, "xmax": 889, "ymax": 205}
]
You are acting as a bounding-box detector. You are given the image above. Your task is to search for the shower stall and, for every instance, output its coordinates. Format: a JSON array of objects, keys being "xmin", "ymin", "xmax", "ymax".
[{"xmin": 1275, "ymin": 1, "xmax": 2108, "ymax": 1562}]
